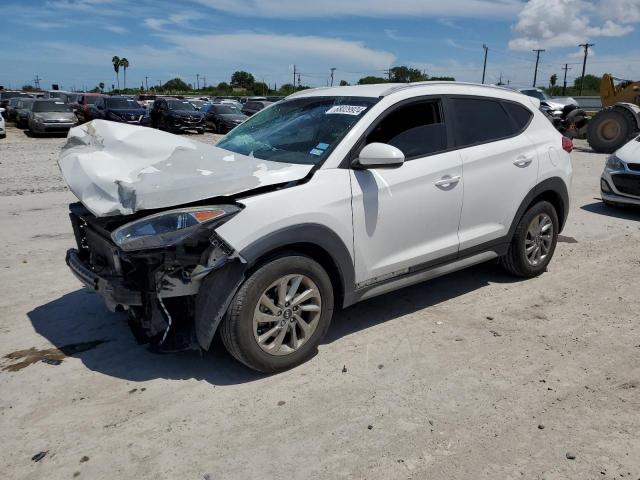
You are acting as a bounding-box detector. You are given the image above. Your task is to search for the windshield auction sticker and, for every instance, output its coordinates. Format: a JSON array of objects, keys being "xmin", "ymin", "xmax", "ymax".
[{"xmin": 325, "ymin": 105, "xmax": 367, "ymax": 115}]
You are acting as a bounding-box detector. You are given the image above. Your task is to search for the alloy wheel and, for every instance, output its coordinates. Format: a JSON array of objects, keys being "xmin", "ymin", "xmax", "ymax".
[
  {"xmin": 253, "ymin": 274, "xmax": 322, "ymax": 356},
  {"xmin": 525, "ymin": 213, "xmax": 553, "ymax": 267}
]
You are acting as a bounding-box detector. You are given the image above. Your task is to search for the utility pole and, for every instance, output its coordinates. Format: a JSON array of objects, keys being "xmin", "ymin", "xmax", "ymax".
[
  {"xmin": 481, "ymin": 44, "xmax": 488, "ymax": 84},
  {"xmin": 330, "ymin": 67, "xmax": 336, "ymax": 87},
  {"xmin": 145, "ymin": 76, "xmax": 148, "ymax": 91},
  {"xmin": 202, "ymin": 76, "xmax": 206, "ymax": 89},
  {"xmin": 297, "ymin": 73, "xmax": 301, "ymax": 88},
  {"xmin": 532, "ymin": 49, "xmax": 545, "ymax": 87},
  {"xmin": 293, "ymin": 65, "xmax": 296, "ymax": 90},
  {"xmin": 196, "ymin": 73, "xmax": 200, "ymax": 90},
  {"xmin": 578, "ymin": 42, "xmax": 595, "ymax": 95},
  {"xmin": 561, "ymin": 63, "xmax": 571, "ymax": 95},
  {"xmin": 33, "ymin": 75, "xmax": 41, "ymax": 89}
]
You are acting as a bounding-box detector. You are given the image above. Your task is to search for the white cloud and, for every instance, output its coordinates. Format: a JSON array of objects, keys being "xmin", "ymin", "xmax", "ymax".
[
  {"xmin": 19, "ymin": 32, "xmax": 395, "ymax": 87},
  {"xmin": 143, "ymin": 12, "xmax": 203, "ymax": 31},
  {"xmin": 509, "ymin": 0, "xmax": 640, "ymax": 50},
  {"xmin": 164, "ymin": 32, "xmax": 396, "ymax": 71},
  {"xmin": 104, "ymin": 25, "xmax": 126, "ymax": 34},
  {"xmin": 194, "ymin": 0, "xmax": 523, "ymax": 18}
]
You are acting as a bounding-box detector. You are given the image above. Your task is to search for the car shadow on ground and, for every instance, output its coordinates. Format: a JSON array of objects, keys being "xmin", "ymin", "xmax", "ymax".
[
  {"xmin": 27, "ymin": 262, "xmax": 519, "ymax": 386},
  {"xmin": 22, "ymin": 129, "xmax": 67, "ymax": 138},
  {"xmin": 581, "ymin": 200, "xmax": 640, "ymax": 221}
]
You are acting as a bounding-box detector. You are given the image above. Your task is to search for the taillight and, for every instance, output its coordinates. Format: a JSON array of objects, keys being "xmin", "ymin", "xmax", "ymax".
[{"xmin": 562, "ymin": 136, "xmax": 573, "ymax": 153}]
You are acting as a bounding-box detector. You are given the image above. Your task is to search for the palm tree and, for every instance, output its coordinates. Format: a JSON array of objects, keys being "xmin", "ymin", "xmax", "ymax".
[
  {"xmin": 112, "ymin": 56, "xmax": 120, "ymax": 90},
  {"xmin": 120, "ymin": 58, "xmax": 129, "ymax": 90}
]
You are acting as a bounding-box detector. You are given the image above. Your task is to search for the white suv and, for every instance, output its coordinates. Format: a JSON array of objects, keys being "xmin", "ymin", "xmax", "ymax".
[{"xmin": 61, "ymin": 82, "xmax": 573, "ymax": 372}]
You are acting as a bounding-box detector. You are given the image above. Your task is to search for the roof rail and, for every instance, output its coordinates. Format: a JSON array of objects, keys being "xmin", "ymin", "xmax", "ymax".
[
  {"xmin": 286, "ymin": 86, "xmax": 334, "ymax": 99},
  {"xmin": 380, "ymin": 81, "xmax": 516, "ymax": 97}
]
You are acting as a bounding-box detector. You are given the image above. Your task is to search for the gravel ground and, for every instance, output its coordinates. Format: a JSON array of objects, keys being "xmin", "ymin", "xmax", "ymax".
[{"xmin": 0, "ymin": 125, "xmax": 639, "ymax": 480}]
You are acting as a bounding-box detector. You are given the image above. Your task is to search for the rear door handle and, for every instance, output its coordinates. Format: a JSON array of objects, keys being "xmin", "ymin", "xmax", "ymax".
[
  {"xmin": 513, "ymin": 156, "xmax": 533, "ymax": 168},
  {"xmin": 435, "ymin": 175, "xmax": 461, "ymax": 189}
]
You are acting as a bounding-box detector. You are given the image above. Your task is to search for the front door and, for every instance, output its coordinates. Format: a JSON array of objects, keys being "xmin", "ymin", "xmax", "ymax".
[{"xmin": 350, "ymin": 99, "xmax": 463, "ymax": 286}]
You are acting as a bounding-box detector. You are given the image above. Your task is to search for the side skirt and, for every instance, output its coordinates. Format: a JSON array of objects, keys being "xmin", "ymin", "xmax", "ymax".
[{"xmin": 351, "ymin": 247, "xmax": 504, "ymax": 304}]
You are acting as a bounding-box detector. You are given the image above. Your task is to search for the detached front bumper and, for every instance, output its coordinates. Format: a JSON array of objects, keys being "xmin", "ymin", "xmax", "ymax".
[{"xmin": 66, "ymin": 248, "xmax": 142, "ymax": 311}]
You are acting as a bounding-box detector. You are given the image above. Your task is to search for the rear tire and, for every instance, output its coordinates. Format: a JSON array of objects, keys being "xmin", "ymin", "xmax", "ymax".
[
  {"xmin": 502, "ymin": 201, "xmax": 559, "ymax": 278},
  {"xmin": 219, "ymin": 254, "xmax": 334, "ymax": 373},
  {"xmin": 587, "ymin": 107, "xmax": 638, "ymax": 154}
]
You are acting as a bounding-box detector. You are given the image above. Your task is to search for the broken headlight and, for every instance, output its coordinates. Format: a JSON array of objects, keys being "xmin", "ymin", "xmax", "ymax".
[{"xmin": 111, "ymin": 206, "xmax": 240, "ymax": 252}]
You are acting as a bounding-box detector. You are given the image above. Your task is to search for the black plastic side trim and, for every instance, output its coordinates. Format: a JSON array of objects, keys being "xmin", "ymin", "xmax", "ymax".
[
  {"xmin": 240, "ymin": 223, "xmax": 356, "ymax": 308},
  {"xmin": 508, "ymin": 176, "xmax": 570, "ymax": 237},
  {"xmin": 194, "ymin": 259, "xmax": 247, "ymax": 350}
]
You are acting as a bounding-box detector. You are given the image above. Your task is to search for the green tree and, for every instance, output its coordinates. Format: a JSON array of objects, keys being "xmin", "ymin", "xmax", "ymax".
[
  {"xmin": 339, "ymin": 80, "xmax": 350, "ymax": 86},
  {"xmin": 231, "ymin": 71, "xmax": 255, "ymax": 89},
  {"xmin": 574, "ymin": 74, "xmax": 600, "ymax": 93},
  {"xmin": 112, "ymin": 56, "xmax": 120, "ymax": 90},
  {"xmin": 428, "ymin": 76, "xmax": 455, "ymax": 81},
  {"xmin": 120, "ymin": 58, "xmax": 129, "ymax": 90},
  {"xmin": 389, "ymin": 66, "xmax": 427, "ymax": 82},
  {"xmin": 549, "ymin": 73, "xmax": 558, "ymax": 88},
  {"xmin": 217, "ymin": 82, "xmax": 230, "ymax": 91},
  {"xmin": 99, "ymin": 82, "xmax": 105, "ymax": 93},
  {"xmin": 357, "ymin": 76, "xmax": 387, "ymax": 84},
  {"xmin": 252, "ymin": 81, "xmax": 269, "ymax": 95},
  {"xmin": 22, "ymin": 84, "xmax": 36, "ymax": 91},
  {"xmin": 162, "ymin": 77, "xmax": 189, "ymax": 91},
  {"xmin": 278, "ymin": 83, "xmax": 296, "ymax": 95}
]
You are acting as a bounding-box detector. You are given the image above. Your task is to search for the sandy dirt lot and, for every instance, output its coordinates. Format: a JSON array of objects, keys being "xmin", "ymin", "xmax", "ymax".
[{"xmin": 1, "ymin": 125, "xmax": 639, "ymax": 480}]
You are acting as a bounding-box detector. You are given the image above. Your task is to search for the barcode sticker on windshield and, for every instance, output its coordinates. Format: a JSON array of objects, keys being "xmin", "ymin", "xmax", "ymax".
[{"xmin": 325, "ymin": 105, "xmax": 367, "ymax": 115}]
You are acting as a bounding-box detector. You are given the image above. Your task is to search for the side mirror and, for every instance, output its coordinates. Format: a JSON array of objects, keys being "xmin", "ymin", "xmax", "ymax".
[
  {"xmin": 355, "ymin": 142, "xmax": 405, "ymax": 168},
  {"xmin": 0, "ymin": 107, "xmax": 4, "ymax": 113}
]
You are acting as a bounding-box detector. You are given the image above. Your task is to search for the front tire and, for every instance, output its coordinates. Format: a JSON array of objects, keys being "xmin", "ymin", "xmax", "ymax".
[
  {"xmin": 219, "ymin": 254, "xmax": 334, "ymax": 373},
  {"xmin": 502, "ymin": 201, "xmax": 559, "ymax": 278}
]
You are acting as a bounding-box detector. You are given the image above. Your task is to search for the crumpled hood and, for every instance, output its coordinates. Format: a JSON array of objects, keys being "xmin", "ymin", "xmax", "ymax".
[{"xmin": 58, "ymin": 120, "xmax": 314, "ymax": 217}]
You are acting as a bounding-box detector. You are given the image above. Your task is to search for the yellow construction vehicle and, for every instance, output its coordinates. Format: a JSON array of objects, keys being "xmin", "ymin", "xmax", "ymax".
[{"xmin": 587, "ymin": 73, "xmax": 640, "ymax": 153}]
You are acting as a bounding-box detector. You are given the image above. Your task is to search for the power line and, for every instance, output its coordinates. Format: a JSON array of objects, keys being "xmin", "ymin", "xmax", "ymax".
[
  {"xmin": 532, "ymin": 49, "xmax": 545, "ymax": 87},
  {"xmin": 561, "ymin": 64, "xmax": 571, "ymax": 95},
  {"xmin": 578, "ymin": 42, "xmax": 595, "ymax": 95},
  {"xmin": 482, "ymin": 44, "xmax": 488, "ymax": 84}
]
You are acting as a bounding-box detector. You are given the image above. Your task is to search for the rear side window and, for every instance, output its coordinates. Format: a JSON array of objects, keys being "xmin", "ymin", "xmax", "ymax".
[
  {"xmin": 502, "ymin": 101, "xmax": 533, "ymax": 132},
  {"xmin": 366, "ymin": 100, "xmax": 447, "ymax": 158},
  {"xmin": 450, "ymin": 98, "xmax": 517, "ymax": 147}
]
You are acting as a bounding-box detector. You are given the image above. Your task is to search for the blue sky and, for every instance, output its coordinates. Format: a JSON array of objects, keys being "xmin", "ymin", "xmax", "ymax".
[{"xmin": 1, "ymin": 0, "xmax": 640, "ymax": 91}]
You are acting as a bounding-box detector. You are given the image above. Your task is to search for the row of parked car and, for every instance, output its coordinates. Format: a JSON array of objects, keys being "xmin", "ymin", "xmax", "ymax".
[{"xmin": 0, "ymin": 90, "xmax": 282, "ymax": 137}]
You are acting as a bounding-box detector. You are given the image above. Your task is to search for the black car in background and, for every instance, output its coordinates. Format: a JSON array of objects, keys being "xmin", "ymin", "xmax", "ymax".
[
  {"xmin": 15, "ymin": 98, "xmax": 35, "ymax": 128},
  {"xmin": 241, "ymin": 100, "xmax": 273, "ymax": 116},
  {"xmin": 150, "ymin": 97, "xmax": 205, "ymax": 134},
  {"xmin": 202, "ymin": 103, "xmax": 247, "ymax": 133},
  {"xmin": 0, "ymin": 91, "xmax": 33, "ymax": 115},
  {"xmin": 5, "ymin": 97, "xmax": 23, "ymax": 122},
  {"xmin": 91, "ymin": 96, "xmax": 148, "ymax": 125}
]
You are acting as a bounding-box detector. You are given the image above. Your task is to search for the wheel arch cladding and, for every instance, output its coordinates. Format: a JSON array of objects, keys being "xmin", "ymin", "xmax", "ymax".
[
  {"xmin": 195, "ymin": 224, "xmax": 355, "ymax": 350},
  {"xmin": 240, "ymin": 224, "xmax": 355, "ymax": 309},
  {"xmin": 509, "ymin": 177, "xmax": 569, "ymax": 240}
]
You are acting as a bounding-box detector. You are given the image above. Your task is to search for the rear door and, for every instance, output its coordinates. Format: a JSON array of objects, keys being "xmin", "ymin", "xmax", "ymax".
[{"xmin": 449, "ymin": 97, "xmax": 537, "ymax": 251}]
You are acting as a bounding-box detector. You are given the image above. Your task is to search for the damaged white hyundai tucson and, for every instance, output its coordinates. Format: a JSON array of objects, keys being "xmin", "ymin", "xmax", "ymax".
[{"xmin": 60, "ymin": 82, "xmax": 573, "ymax": 372}]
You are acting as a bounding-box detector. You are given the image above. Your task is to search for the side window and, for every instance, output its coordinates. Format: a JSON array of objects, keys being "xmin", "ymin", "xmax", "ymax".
[
  {"xmin": 365, "ymin": 100, "xmax": 447, "ymax": 159},
  {"xmin": 502, "ymin": 101, "xmax": 533, "ymax": 132},
  {"xmin": 450, "ymin": 98, "xmax": 516, "ymax": 147}
]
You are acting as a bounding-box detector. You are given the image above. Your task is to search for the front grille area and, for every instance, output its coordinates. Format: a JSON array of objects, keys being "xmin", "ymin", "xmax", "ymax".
[{"xmin": 612, "ymin": 173, "xmax": 640, "ymax": 197}]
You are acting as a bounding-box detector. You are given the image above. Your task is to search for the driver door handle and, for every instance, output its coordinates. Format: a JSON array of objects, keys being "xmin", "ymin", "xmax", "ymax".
[
  {"xmin": 434, "ymin": 175, "xmax": 461, "ymax": 189},
  {"xmin": 513, "ymin": 156, "xmax": 533, "ymax": 168}
]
